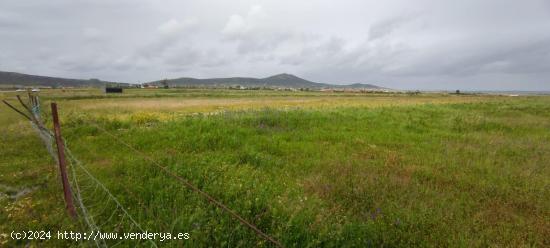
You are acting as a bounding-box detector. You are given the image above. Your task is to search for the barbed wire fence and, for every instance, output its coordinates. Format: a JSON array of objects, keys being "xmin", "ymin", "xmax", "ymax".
[
  {"xmin": 2, "ymin": 93, "xmax": 283, "ymax": 247},
  {"xmin": 3, "ymin": 93, "xmax": 157, "ymax": 247}
]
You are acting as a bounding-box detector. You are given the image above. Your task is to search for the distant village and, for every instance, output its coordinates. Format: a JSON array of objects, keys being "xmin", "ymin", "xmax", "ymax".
[
  {"xmin": 7, "ymin": 82, "xmax": 392, "ymax": 93},
  {"xmin": 138, "ymin": 82, "xmax": 394, "ymax": 93},
  {"xmin": 6, "ymin": 83, "xmax": 459, "ymax": 96}
]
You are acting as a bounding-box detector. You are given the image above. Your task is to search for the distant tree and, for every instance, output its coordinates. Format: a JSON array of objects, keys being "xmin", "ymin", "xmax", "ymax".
[{"xmin": 456, "ymin": 90, "xmax": 460, "ymax": 94}]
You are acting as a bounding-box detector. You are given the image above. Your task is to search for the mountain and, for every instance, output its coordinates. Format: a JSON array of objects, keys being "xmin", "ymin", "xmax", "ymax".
[
  {"xmin": 0, "ymin": 70, "xmax": 385, "ymax": 90},
  {"xmin": 0, "ymin": 71, "xmax": 119, "ymax": 88},
  {"xmin": 148, "ymin": 73, "xmax": 383, "ymax": 89},
  {"xmin": 260, "ymin": 73, "xmax": 328, "ymax": 88},
  {"xmin": 152, "ymin": 76, "xmax": 261, "ymax": 87},
  {"xmin": 346, "ymin": 83, "xmax": 384, "ymax": 89},
  {"xmin": 148, "ymin": 73, "xmax": 328, "ymax": 88}
]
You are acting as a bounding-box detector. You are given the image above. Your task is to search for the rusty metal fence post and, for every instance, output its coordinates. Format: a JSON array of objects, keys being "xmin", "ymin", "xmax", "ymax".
[{"xmin": 51, "ymin": 102, "xmax": 77, "ymax": 218}]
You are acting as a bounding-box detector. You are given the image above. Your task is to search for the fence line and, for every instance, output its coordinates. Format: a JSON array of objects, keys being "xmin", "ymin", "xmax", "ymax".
[
  {"xmin": 88, "ymin": 122, "xmax": 284, "ymax": 248},
  {"xmin": 31, "ymin": 112, "xmax": 157, "ymax": 247},
  {"xmin": 3, "ymin": 95, "xmax": 157, "ymax": 248},
  {"xmin": 3, "ymin": 94, "xmax": 283, "ymax": 247},
  {"xmin": 65, "ymin": 145, "xmax": 157, "ymax": 248}
]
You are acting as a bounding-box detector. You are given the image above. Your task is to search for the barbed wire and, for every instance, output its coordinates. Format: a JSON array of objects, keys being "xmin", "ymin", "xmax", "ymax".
[
  {"xmin": 66, "ymin": 146, "xmax": 105, "ymax": 248},
  {"xmin": 4, "ymin": 94, "xmax": 157, "ymax": 248},
  {"xmin": 88, "ymin": 122, "xmax": 283, "ymax": 248},
  {"xmin": 65, "ymin": 145, "xmax": 158, "ymax": 248},
  {"xmin": 3, "ymin": 94, "xmax": 283, "ymax": 247},
  {"xmin": 32, "ymin": 121, "xmax": 158, "ymax": 247}
]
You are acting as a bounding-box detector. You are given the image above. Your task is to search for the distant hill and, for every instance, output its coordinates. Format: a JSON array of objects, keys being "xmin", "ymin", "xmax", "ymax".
[
  {"xmin": 0, "ymin": 71, "xmax": 119, "ymax": 88},
  {"xmin": 260, "ymin": 73, "xmax": 327, "ymax": 88},
  {"xmin": 147, "ymin": 73, "xmax": 384, "ymax": 89},
  {"xmin": 0, "ymin": 70, "xmax": 385, "ymax": 90},
  {"xmin": 346, "ymin": 83, "xmax": 384, "ymax": 89}
]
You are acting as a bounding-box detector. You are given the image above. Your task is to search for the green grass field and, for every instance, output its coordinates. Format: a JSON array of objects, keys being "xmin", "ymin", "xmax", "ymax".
[{"xmin": 1, "ymin": 89, "xmax": 549, "ymax": 247}]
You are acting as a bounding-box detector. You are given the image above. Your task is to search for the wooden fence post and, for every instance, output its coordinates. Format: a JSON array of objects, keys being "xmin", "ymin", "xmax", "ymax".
[{"xmin": 51, "ymin": 102, "xmax": 77, "ymax": 218}]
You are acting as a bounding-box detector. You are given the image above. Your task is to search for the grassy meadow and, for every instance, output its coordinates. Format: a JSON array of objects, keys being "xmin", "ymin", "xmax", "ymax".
[{"xmin": 1, "ymin": 88, "xmax": 549, "ymax": 247}]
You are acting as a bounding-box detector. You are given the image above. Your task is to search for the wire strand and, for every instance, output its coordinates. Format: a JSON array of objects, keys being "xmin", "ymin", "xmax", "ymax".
[{"xmin": 89, "ymin": 122, "xmax": 283, "ymax": 248}]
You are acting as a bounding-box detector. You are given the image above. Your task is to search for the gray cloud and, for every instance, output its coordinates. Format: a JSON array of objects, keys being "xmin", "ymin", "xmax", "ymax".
[
  {"xmin": 0, "ymin": 0, "xmax": 549, "ymax": 90},
  {"xmin": 368, "ymin": 15, "xmax": 418, "ymax": 41}
]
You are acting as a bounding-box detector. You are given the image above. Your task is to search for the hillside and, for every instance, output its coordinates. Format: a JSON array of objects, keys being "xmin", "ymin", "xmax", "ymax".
[
  {"xmin": 347, "ymin": 83, "xmax": 384, "ymax": 89},
  {"xmin": 260, "ymin": 73, "xmax": 327, "ymax": 88},
  {"xmin": 0, "ymin": 71, "xmax": 118, "ymax": 88},
  {"xmin": 147, "ymin": 73, "xmax": 384, "ymax": 89},
  {"xmin": 0, "ymin": 70, "xmax": 385, "ymax": 89}
]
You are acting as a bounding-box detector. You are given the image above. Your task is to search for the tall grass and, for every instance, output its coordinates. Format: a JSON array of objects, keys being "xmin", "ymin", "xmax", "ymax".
[
  {"xmin": 1, "ymin": 94, "xmax": 548, "ymax": 247},
  {"xmin": 60, "ymin": 98, "xmax": 549, "ymax": 246}
]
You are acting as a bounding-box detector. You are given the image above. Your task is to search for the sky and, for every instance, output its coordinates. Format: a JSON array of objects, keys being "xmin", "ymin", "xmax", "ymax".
[{"xmin": 1, "ymin": 0, "xmax": 549, "ymax": 90}]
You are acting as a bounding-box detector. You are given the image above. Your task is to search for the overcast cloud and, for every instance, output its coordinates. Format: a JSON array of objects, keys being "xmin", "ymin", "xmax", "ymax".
[{"xmin": 1, "ymin": 0, "xmax": 549, "ymax": 90}]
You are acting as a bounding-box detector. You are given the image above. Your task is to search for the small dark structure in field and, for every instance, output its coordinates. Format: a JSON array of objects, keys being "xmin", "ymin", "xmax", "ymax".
[
  {"xmin": 104, "ymin": 83, "xmax": 124, "ymax": 93},
  {"xmin": 105, "ymin": 87, "xmax": 123, "ymax": 93}
]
